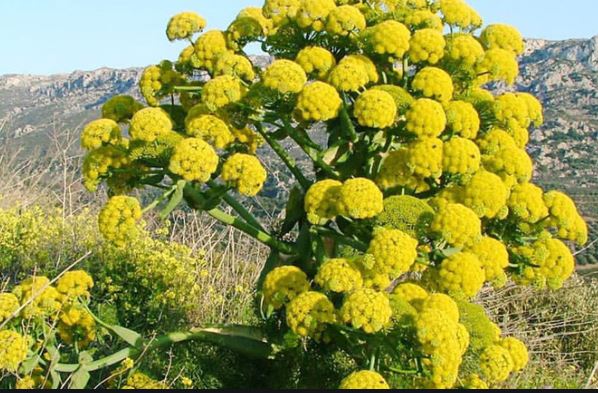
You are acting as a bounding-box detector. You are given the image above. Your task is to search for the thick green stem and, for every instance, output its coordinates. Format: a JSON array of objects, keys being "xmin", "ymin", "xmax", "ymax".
[
  {"xmin": 340, "ymin": 97, "xmax": 358, "ymax": 143},
  {"xmin": 173, "ymin": 85, "xmax": 202, "ymax": 91},
  {"xmin": 222, "ymin": 192, "xmax": 266, "ymax": 232}
]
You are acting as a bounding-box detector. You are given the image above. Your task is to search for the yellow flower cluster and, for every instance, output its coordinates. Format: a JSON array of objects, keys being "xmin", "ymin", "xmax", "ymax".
[
  {"xmin": 185, "ymin": 114, "xmax": 235, "ymax": 149},
  {"xmin": 456, "ymin": 170, "xmax": 509, "ymax": 219},
  {"xmin": 0, "ymin": 293, "xmax": 19, "ymax": 323},
  {"xmin": 402, "ymin": 9, "xmax": 443, "ymax": 31},
  {"xmin": 263, "ymin": 266, "xmax": 310, "ymax": 310},
  {"xmin": 444, "ymin": 100, "xmax": 480, "ymax": 139},
  {"xmin": 405, "ymin": 138, "xmax": 444, "ymax": 179},
  {"xmin": 392, "ymin": 283, "xmax": 428, "ymax": 304},
  {"xmin": 337, "ymin": 178, "xmax": 384, "ymax": 220},
  {"xmin": 295, "ymin": 46, "xmax": 336, "ymax": 79},
  {"xmin": 294, "ymin": 0, "xmax": 336, "ymax": 31},
  {"xmin": 438, "ymin": 0, "xmax": 482, "ymax": 29},
  {"xmin": 412, "ymin": 67, "xmax": 453, "ymax": 102},
  {"xmin": 426, "ymin": 251, "xmax": 485, "ymax": 299},
  {"xmin": 263, "ymin": 59, "xmax": 307, "ymax": 94},
  {"xmin": 339, "ymin": 370, "xmax": 390, "ymax": 389},
  {"xmin": 372, "ymin": 84, "xmax": 414, "ymax": 114},
  {"xmin": 169, "ymin": 138, "xmax": 219, "ymax": 182},
  {"xmin": 328, "ymin": 55, "xmax": 374, "ymax": 92},
  {"xmin": 286, "ymin": 291, "xmax": 336, "ymax": 340},
  {"xmin": 362, "ymin": 20, "xmax": 411, "ymax": 58},
  {"xmin": 98, "ymin": 196, "xmax": 143, "ymax": 247},
  {"xmin": 479, "ymin": 344, "xmax": 514, "ymax": 383},
  {"xmin": 129, "ymin": 108, "xmax": 173, "ymax": 142},
  {"xmin": 214, "ymin": 52, "xmax": 256, "ymax": 81},
  {"xmin": 367, "ymin": 228, "xmax": 418, "ymax": 276},
  {"xmin": 480, "ymin": 24, "xmax": 524, "ymax": 55},
  {"xmin": 461, "ymin": 374, "xmax": 489, "ymax": 389},
  {"xmin": 325, "ymin": 5, "xmax": 366, "ymax": 36},
  {"xmin": 315, "ymin": 258, "xmax": 363, "ymax": 293},
  {"xmin": 57, "ymin": 305, "xmax": 97, "ymax": 348},
  {"xmin": 139, "ymin": 65, "xmax": 163, "ymax": 106},
  {"xmin": 81, "ymin": 119, "xmax": 121, "ymax": 151},
  {"xmin": 12, "ymin": 276, "xmax": 62, "ymax": 319},
  {"xmin": 544, "ymin": 191, "xmax": 588, "ymax": 245},
  {"xmin": 406, "ymin": 98, "xmax": 447, "ymax": 138},
  {"xmin": 508, "ymin": 183, "xmax": 549, "ymax": 224},
  {"xmin": 304, "ymin": 179, "xmax": 342, "ymax": 224},
  {"xmin": 409, "ymin": 28, "xmax": 445, "ymax": 64},
  {"xmin": 514, "ymin": 237, "xmax": 575, "ymax": 290},
  {"xmin": 263, "ymin": 0, "xmax": 300, "ymax": 25},
  {"xmin": 228, "ymin": 8, "xmax": 272, "ymax": 49},
  {"xmin": 123, "ymin": 372, "xmax": 168, "ymax": 389},
  {"xmin": 430, "ymin": 203, "xmax": 481, "ymax": 248},
  {"xmin": 499, "ymin": 337, "xmax": 529, "ymax": 372},
  {"xmin": 101, "ymin": 95, "xmax": 144, "ymax": 123},
  {"xmin": 0, "ymin": 330, "xmax": 28, "ymax": 372},
  {"xmin": 55, "ymin": 270, "xmax": 94, "ymax": 300},
  {"xmin": 476, "ymin": 49, "xmax": 519, "ymax": 85},
  {"xmin": 295, "ymin": 81, "xmax": 342, "ymax": 122},
  {"xmin": 201, "ymin": 75, "xmax": 243, "ymax": 111},
  {"xmin": 82, "ymin": 145, "xmax": 130, "ymax": 192},
  {"xmin": 375, "ymin": 195, "xmax": 434, "ymax": 238},
  {"xmin": 481, "ymin": 146, "xmax": 533, "ymax": 188},
  {"xmin": 166, "ymin": 12, "xmax": 206, "ymax": 41},
  {"xmin": 445, "ymin": 33, "xmax": 485, "ymax": 66},
  {"xmin": 340, "ymin": 288, "xmax": 392, "ymax": 333},
  {"xmin": 221, "ymin": 153, "xmax": 267, "ymax": 196},
  {"xmin": 442, "ymin": 137, "xmax": 481, "ymax": 175},
  {"xmin": 193, "ymin": 30, "xmax": 230, "ymax": 72},
  {"xmin": 354, "ymin": 89, "xmax": 397, "ymax": 128},
  {"xmin": 467, "ymin": 236, "xmax": 509, "ymax": 287}
]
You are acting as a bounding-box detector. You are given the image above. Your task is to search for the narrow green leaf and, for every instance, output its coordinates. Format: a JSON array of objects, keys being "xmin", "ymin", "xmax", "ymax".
[
  {"xmin": 70, "ymin": 368, "xmax": 91, "ymax": 389},
  {"xmin": 160, "ymin": 180, "xmax": 186, "ymax": 219},
  {"xmin": 19, "ymin": 354, "xmax": 41, "ymax": 375}
]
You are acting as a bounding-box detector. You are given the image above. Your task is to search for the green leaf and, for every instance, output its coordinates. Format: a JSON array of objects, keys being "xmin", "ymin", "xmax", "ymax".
[
  {"xmin": 78, "ymin": 351, "xmax": 94, "ymax": 365},
  {"xmin": 70, "ymin": 368, "xmax": 91, "ymax": 389},
  {"xmin": 19, "ymin": 354, "xmax": 41, "ymax": 375},
  {"xmin": 50, "ymin": 369, "xmax": 62, "ymax": 389},
  {"xmin": 187, "ymin": 325, "xmax": 274, "ymax": 359},
  {"xmin": 280, "ymin": 186, "xmax": 304, "ymax": 235},
  {"xmin": 105, "ymin": 324, "xmax": 143, "ymax": 348},
  {"xmin": 159, "ymin": 180, "xmax": 186, "ymax": 219}
]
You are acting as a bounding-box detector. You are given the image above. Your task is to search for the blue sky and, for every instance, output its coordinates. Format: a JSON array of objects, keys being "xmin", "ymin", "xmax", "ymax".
[{"xmin": 0, "ymin": 0, "xmax": 596, "ymax": 75}]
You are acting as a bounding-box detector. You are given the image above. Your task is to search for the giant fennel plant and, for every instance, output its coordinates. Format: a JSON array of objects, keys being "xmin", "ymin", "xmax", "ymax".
[{"xmin": 1, "ymin": 0, "xmax": 590, "ymax": 389}]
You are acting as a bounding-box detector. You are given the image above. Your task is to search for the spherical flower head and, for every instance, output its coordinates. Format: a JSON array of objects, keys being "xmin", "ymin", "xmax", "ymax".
[
  {"xmin": 362, "ymin": 20, "xmax": 411, "ymax": 58},
  {"xmin": 304, "ymin": 179, "xmax": 342, "ymax": 224},
  {"xmin": 286, "ymin": 291, "xmax": 336, "ymax": 340},
  {"xmin": 402, "ymin": 9, "xmax": 443, "ymax": 31},
  {"xmin": 415, "ymin": 305, "xmax": 459, "ymax": 355},
  {"xmin": 406, "ymin": 98, "xmax": 447, "ymax": 138},
  {"xmin": 516, "ymin": 92, "xmax": 543, "ymax": 127},
  {"xmin": 405, "ymin": 137, "xmax": 444, "ymax": 179},
  {"xmin": 461, "ymin": 374, "xmax": 489, "ymax": 389},
  {"xmin": 367, "ymin": 228, "xmax": 418, "ymax": 276},
  {"xmin": 442, "ymin": 137, "xmax": 481, "ymax": 175},
  {"xmin": 201, "ymin": 75, "xmax": 243, "ymax": 111},
  {"xmin": 263, "ymin": 59, "xmax": 307, "ymax": 94},
  {"xmin": 214, "ymin": 52, "xmax": 256, "ymax": 82},
  {"xmin": 438, "ymin": 0, "xmax": 482, "ymax": 29},
  {"xmin": 457, "ymin": 301, "xmax": 501, "ymax": 351},
  {"xmin": 480, "ymin": 24, "xmax": 524, "ymax": 55},
  {"xmin": 12, "ymin": 276, "xmax": 62, "ymax": 319},
  {"xmin": 327, "ymin": 57, "xmax": 369, "ymax": 92},
  {"xmin": 479, "ymin": 344, "xmax": 514, "ymax": 383},
  {"xmin": 544, "ymin": 190, "xmax": 587, "ymax": 245},
  {"xmin": 467, "ymin": 236, "xmax": 508, "ymax": 287},
  {"xmin": 124, "ymin": 372, "xmax": 168, "ymax": 389},
  {"xmin": 169, "ymin": 138, "xmax": 219, "ymax": 182},
  {"xmin": 392, "ymin": 282, "xmax": 428, "ymax": 304},
  {"xmin": 412, "ymin": 67, "xmax": 454, "ymax": 103},
  {"xmin": 325, "ymin": 5, "xmax": 366, "ymax": 36},
  {"xmin": 295, "ymin": 81, "xmax": 342, "ymax": 122},
  {"xmin": 418, "ymin": 293, "xmax": 460, "ymax": 323},
  {"xmin": 375, "ymin": 195, "xmax": 435, "ymax": 238},
  {"xmin": 263, "ymin": 0, "xmax": 300, "ymax": 26},
  {"xmin": 371, "ymin": 84, "xmax": 414, "ymax": 114},
  {"xmin": 499, "ymin": 337, "xmax": 529, "ymax": 372},
  {"xmin": 430, "ymin": 203, "xmax": 482, "ymax": 248},
  {"xmin": 58, "ymin": 305, "xmax": 97, "ymax": 348},
  {"xmin": 262, "ymin": 266, "xmax": 310, "ymax": 310},
  {"xmin": 493, "ymin": 93, "xmax": 530, "ymax": 129},
  {"xmin": 444, "ymin": 100, "xmax": 480, "ymax": 139},
  {"xmin": 81, "ymin": 119, "xmax": 122, "ymax": 150},
  {"xmin": 339, "ymin": 370, "xmax": 390, "ymax": 389},
  {"xmin": 193, "ymin": 30, "xmax": 230, "ymax": 72},
  {"xmin": 101, "ymin": 95, "xmax": 144, "ymax": 123},
  {"xmin": 295, "ymin": 46, "xmax": 336, "ymax": 79},
  {"xmin": 0, "ymin": 293, "xmax": 19, "ymax": 323},
  {"xmin": 428, "ymin": 252, "xmax": 485, "ymax": 299},
  {"xmin": 354, "ymin": 89, "xmax": 397, "ymax": 128},
  {"xmin": 0, "ymin": 330, "xmax": 28, "ymax": 372},
  {"xmin": 476, "ymin": 49, "xmax": 519, "ymax": 85},
  {"xmin": 294, "ymin": 0, "xmax": 336, "ymax": 31},
  {"xmin": 376, "ymin": 149, "xmax": 427, "ymax": 192},
  {"xmin": 482, "ymin": 146, "xmax": 533, "ymax": 188},
  {"xmin": 185, "ymin": 114, "xmax": 234, "ymax": 149},
  {"xmin": 166, "ymin": 12, "xmax": 206, "ymax": 41},
  {"xmin": 337, "ymin": 178, "xmax": 384, "ymax": 220},
  {"xmin": 445, "ymin": 33, "xmax": 485, "ymax": 67},
  {"xmin": 340, "ymin": 288, "xmax": 392, "ymax": 333},
  {"xmin": 139, "ymin": 65, "xmax": 163, "ymax": 106},
  {"xmin": 221, "ymin": 153, "xmax": 267, "ymax": 196},
  {"xmin": 508, "ymin": 183, "xmax": 549, "ymax": 224},
  {"xmin": 476, "ymin": 128, "xmax": 517, "ymax": 155},
  {"xmin": 515, "ymin": 237, "xmax": 575, "ymax": 290},
  {"xmin": 315, "ymin": 258, "xmax": 363, "ymax": 293},
  {"xmin": 409, "ymin": 28, "xmax": 446, "ymax": 64},
  {"xmin": 56, "ymin": 270, "xmax": 94, "ymax": 300},
  {"xmin": 98, "ymin": 196, "xmax": 143, "ymax": 247},
  {"xmin": 227, "ymin": 9, "xmax": 272, "ymax": 49},
  {"xmin": 129, "ymin": 107, "xmax": 173, "ymax": 142}
]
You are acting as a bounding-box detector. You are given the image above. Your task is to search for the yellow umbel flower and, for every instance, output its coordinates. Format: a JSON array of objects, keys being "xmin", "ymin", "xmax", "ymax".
[
  {"xmin": 315, "ymin": 258, "xmax": 363, "ymax": 293},
  {"xmin": 544, "ymin": 190, "xmax": 588, "ymax": 245},
  {"xmin": 56, "ymin": 270, "xmax": 94, "ymax": 300},
  {"xmin": 263, "ymin": 0, "xmax": 300, "ymax": 26},
  {"xmin": 367, "ymin": 228, "xmax": 418, "ymax": 276},
  {"xmin": 354, "ymin": 89, "xmax": 396, "ymax": 128},
  {"xmin": 444, "ymin": 100, "xmax": 480, "ymax": 139},
  {"xmin": 508, "ymin": 183, "xmax": 549, "ymax": 224},
  {"xmin": 480, "ymin": 24, "xmax": 524, "ymax": 55},
  {"xmin": 430, "ymin": 203, "xmax": 481, "ymax": 248},
  {"xmin": 16, "ymin": 376, "xmax": 38, "ymax": 390},
  {"xmin": 166, "ymin": 12, "xmax": 206, "ymax": 41},
  {"xmin": 362, "ymin": 20, "xmax": 411, "ymax": 59},
  {"xmin": 263, "ymin": 59, "xmax": 307, "ymax": 94},
  {"xmin": 392, "ymin": 282, "xmax": 428, "ymax": 304},
  {"xmin": 461, "ymin": 374, "xmax": 489, "ymax": 389},
  {"xmin": 295, "ymin": 81, "xmax": 342, "ymax": 122},
  {"xmin": 339, "ymin": 370, "xmax": 390, "ymax": 389},
  {"xmin": 479, "ymin": 344, "xmax": 514, "ymax": 383},
  {"xmin": 304, "ymin": 179, "xmax": 342, "ymax": 224},
  {"xmin": 408, "ymin": 28, "xmax": 446, "ymax": 64},
  {"xmin": 499, "ymin": 337, "xmax": 529, "ymax": 372},
  {"xmin": 0, "ymin": 293, "xmax": 19, "ymax": 323},
  {"xmin": 286, "ymin": 291, "xmax": 336, "ymax": 340},
  {"xmin": 139, "ymin": 65, "xmax": 162, "ymax": 106},
  {"xmin": 476, "ymin": 128, "xmax": 517, "ymax": 155},
  {"xmin": 406, "ymin": 98, "xmax": 447, "ymax": 138},
  {"xmin": 412, "ymin": 66, "xmax": 454, "ymax": 103},
  {"xmin": 514, "ymin": 237, "xmax": 575, "ymax": 290},
  {"xmin": 375, "ymin": 195, "xmax": 435, "ymax": 238},
  {"xmin": 58, "ymin": 305, "xmax": 97, "ymax": 348},
  {"xmin": 295, "ymin": 46, "xmax": 336, "ymax": 79},
  {"xmin": 98, "ymin": 196, "xmax": 143, "ymax": 247},
  {"xmin": 262, "ymin": 266, "xmax": 310, "ymax": 310},
  {"xmin": 0, "ymin": 330, "xmax": 28, "ymax": 372},
  {"xmin": 201, "ymin": 75, "xmax": 243, "ymax": 111},
  {"xmin": 227, "ymin": 8, "xmax": 272, "ymax": 49},
  {"xmin": 193, "ymin": 30, "xmax": 230, "ymax": 72},
  {"xmin": 325, "ymin": 5, "xmax": 366, "ymax": 36},
  {"xmin": 11, "ymin": 276, "xmax": 62, "ymax": 319},
  {"xmin": 185, "ymin": 114, "xmax": 234, "ymax": 149},
  {"xmin": 81, "ymin": 119, "xmax": 121, "ymax": 151},
  {"xmin": 442, "ymin": 137, "xmax": 481, "ymax": 175},
  {"xmin": 232, "ymin": 127, "xmax": 263, "ymax": 153},
  {"xmin": 101, "ymin": 95, "xmax": 143, "ymax": 123},
  {"xmin": 516, "ymin": 92, "xmax": 544, "ymax": 127},
  {"xmin": 405, "ymin": 137, "xmax": 444, "ymax": 179},
  {"xmin": 129, "ymin": 108, "xmax": 173, "ymax": 142},
  {"xmin": 221, "ymin": 153, "xmax": 267, "ymax": 196},
  {"xmin": 340, "ymin": 288, "xmax": 392, "ymax": 333},
  {"xmin": 337, "ymin": 178, "xmax": 384, "ymax": 220},
  {"xmin": 493, "ymin": 93, "xmax": 530, "ymax": 129},
  {"xmin": 169, "ymin": 138, "xmax": 219, "ymax": 182},
  {"xmin": 482, "ymin": 146, "xmax": 533, "ymax": 188},
  {"xmin": 467, "ymin": 236, "xmax": 509, "ymax": 287},
  {"xmin": 214, "ymin": 52, "xmax": 256, "ymax": 82},
  {"xmin": 418, "ymin": 293, "xmax": 459, "ymax": 323},
  {"xmin": 403, "ymin": 9, "xmax": 443, "ymax": 31},
  {"xmin": 371, "ymin": 84, "xmax": 414, "ymax": 114},
  {"xmin": 428, "ymin": 252, "xmax": 485, "ymax": 299},
  {"xmin": 294, "ymin": 0, "xmax": 336, "ymax": 31},
  {"xmin": 328, "ymin": 57, "xmax": 369, "ymax": 92},
  {"xmin": 445, "ymin": 33, "xmax": 485, "ymax": 67},
  {"xmin": 438, "ymin": 0, "xmax": 482, "ymax": 29},
  {"xmin": 376, "ymin": 148, "xmax": 428, "ymax": 192},
  {"xmin": 123, "ymin": 372, "xmax": 168, "ymax": 389},
  {"xmin": 476, "ymin": 49, "xmax": 519, "ymax": 85}
]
